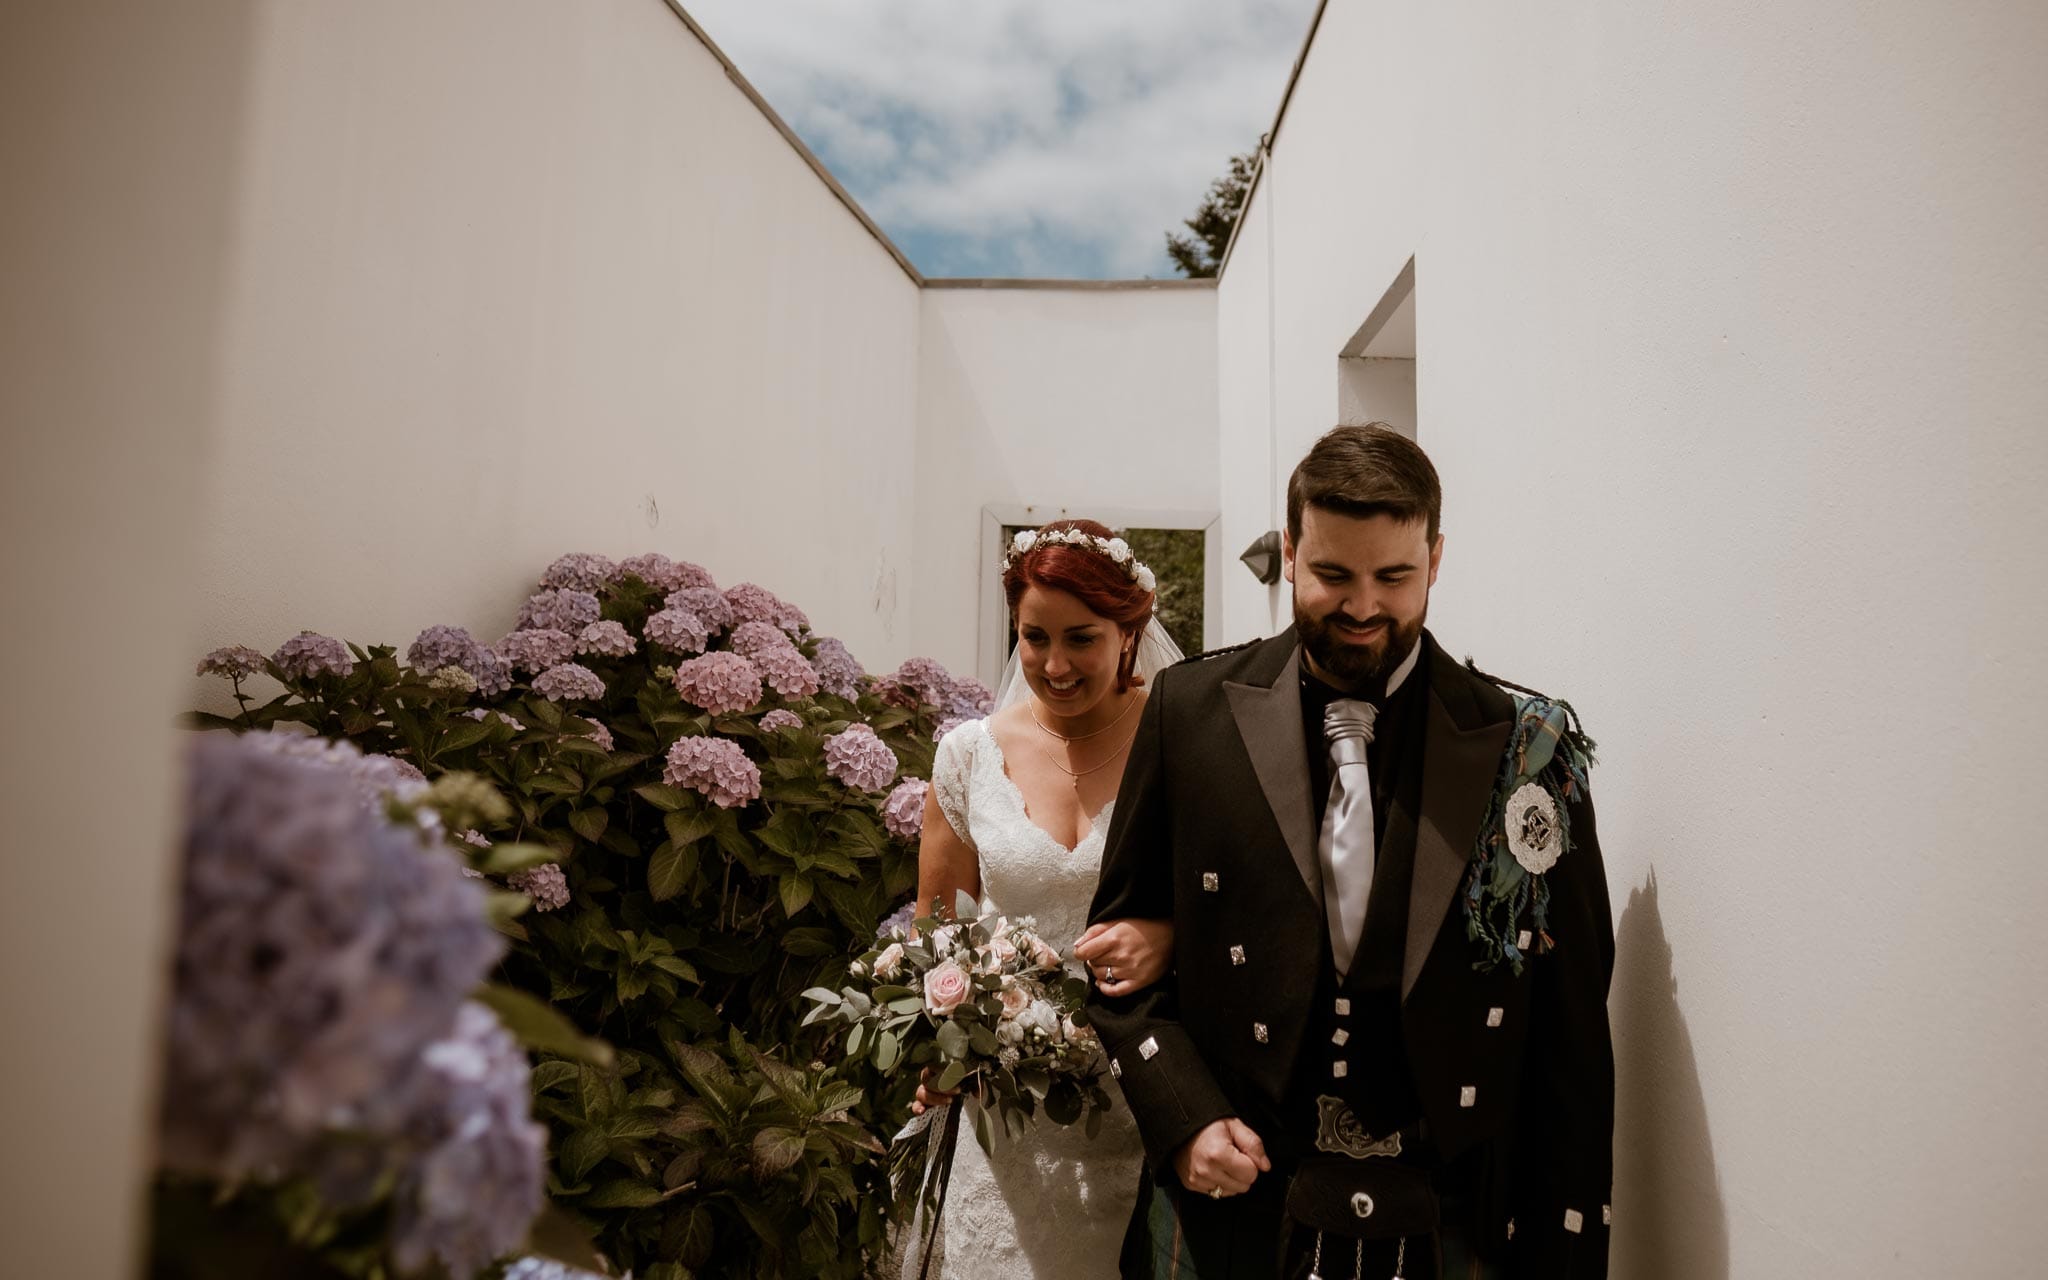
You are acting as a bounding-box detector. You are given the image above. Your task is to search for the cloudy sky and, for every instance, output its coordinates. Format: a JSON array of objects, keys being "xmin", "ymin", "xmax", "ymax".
[{"xmin": 684, "ymin": 0, "xmax": 1322, "ymax": 279}]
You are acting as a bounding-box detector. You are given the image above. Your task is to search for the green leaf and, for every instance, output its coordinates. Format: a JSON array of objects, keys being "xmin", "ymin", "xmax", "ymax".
[
  {"xmin": 779, "ymin": 874, "xmax": 815, "ymax": 918},
  {"xmin": 568, "ymin": 807, "xmax": 609, "ymax": 842},
  {"xmin": 752, "ymin": 1126, "xmax": 807, "ymax": 1175},
  {"xmin": 532, "ymin": 1061, "xmax": 580, "ymax": 1094},
  {"xmin": 475, "ymin": 984, "xmax": 614, "ymax": 1067},
  {"xmin": 583, "ymin": 1179, "xmax": 666, "ymax": 1209},
  {"xmin": 651, "ymin": 955, "xmax": 699, "ymax": 983},
  {"xmin": 933, "ymin": 1060, "xmax": 968, "ymax": 1092},
  {"xmin": 634, "ymin": 783, "xmax": 687, "ymax": 811},
  {"xmin": 523, "ymin": 1200, "xmax": 608, "ymax": 1273},
  {"xmin": 664, "ymin": 809, "xmax": 715, "ymax": 848},
  {"xmin": 559, "ymin": 1127, "xmax": 611, "ymax": 1182},
  {"xmin": 438, "ymin": 719, "xmax": 495, "ymax": 754},
  {"xmin": 873, "ymin": 1029, "xmax": 901, "ymax": 1072},
  {"xmin": 648, "ymin": 841, "xmax": 699, "ymax": 902},
  {"xmin": 481, "ymin": 842, "xmax": 558, "ymax": 875},
  {"xmin": 936, "ymin": 1021, "xmax": 969, "ymax": 1060}
]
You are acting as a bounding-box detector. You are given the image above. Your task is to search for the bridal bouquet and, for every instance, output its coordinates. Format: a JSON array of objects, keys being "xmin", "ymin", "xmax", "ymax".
[{"xmin": 802, "ymin": 893, "xmax": 1114, "ymax": 1153}]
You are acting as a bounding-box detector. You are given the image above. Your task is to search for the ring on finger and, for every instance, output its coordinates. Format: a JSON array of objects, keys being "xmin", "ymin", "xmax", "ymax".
[
  {"xmin": 1104, "ymin": 965, "xmax": 1116, "ymax": 982},
  {"xmin": 1209, "ymin": 1186, "xmax": 1223, "ymax": 1200}
]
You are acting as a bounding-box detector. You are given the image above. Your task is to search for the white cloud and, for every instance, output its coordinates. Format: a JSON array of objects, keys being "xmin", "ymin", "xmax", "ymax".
[{"xmin": 682, "ymin": 0, "xmax": 1320, "ymax": 277}]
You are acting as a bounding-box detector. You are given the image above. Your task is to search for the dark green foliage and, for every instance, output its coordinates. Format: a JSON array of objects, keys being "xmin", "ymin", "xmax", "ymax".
[{"xmin": 1164, "ymin": 151, "xmax": 1258, "ymax": 279}]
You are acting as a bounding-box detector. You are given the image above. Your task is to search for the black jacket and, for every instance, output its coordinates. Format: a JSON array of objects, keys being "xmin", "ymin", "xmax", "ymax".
[{"xmin": 1086, "ymin": 628, "xmax": 1615, "ymax": 1277}]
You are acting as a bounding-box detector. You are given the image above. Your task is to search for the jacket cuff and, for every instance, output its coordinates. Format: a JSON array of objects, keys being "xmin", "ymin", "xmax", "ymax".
[{"xmin": 1104, "ymin": 1024, "xmax": 1236, "ymax": 1175}]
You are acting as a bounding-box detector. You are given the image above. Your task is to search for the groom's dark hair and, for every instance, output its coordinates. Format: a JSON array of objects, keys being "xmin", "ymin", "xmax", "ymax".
[{"xmin": 1287, "ymin": 423, "xmax": 1441, "ymax": 542}]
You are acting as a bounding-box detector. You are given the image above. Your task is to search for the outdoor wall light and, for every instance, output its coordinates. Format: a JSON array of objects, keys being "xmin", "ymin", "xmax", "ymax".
[{"xmin": 1239, "ymin": 530, "xmax": 1283, "ymax": 585}]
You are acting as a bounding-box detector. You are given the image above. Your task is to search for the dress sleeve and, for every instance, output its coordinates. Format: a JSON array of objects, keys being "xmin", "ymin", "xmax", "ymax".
[{"xmin": 929, "ymin": 719, "xmax": 979, "ymax": 852}]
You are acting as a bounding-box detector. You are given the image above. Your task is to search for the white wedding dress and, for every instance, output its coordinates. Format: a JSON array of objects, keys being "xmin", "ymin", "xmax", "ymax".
[{"xmin": 920, "ymin": 717, "xmax": 1147, "ymax": 1280}]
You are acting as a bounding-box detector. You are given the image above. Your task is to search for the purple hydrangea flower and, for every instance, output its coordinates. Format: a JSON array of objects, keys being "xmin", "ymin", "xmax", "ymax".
[
  {"xmin": 877, "ymin": 900, "xmax": 918, "ymax": 941},
  {"xmin": 575, "ymin": 620, "xmax": 636, "ymax": 658},
  {"xmin": 728, "ymin": 619, "xmax": 797, "ymax": 660},
  {"xmin": 532, "ymin": 662, "xmax": 604, "ymax": 703},
  {"xmin": 507, "ymin": 863, "xmax": 570, "ymax": 912},
  {"xmin": 457, "ymin": 829, "xmax": 492, "ymax": 849},
  {"xmin": 662, "ymin": 736, "xmax": 762, "ymax": 809},
  {"xmin": 946, "ymin": 676, "xmax": 995, "ymax": 719},
  {"xmin": 539, "ymin": 553, "xmax": 616, "ymax": 593},
  {"xmin": 808, "ymin": 636, "xmax": 866, "ymax": 699},
  {"xmin": 237, "ymin": 730, "xmax": 430, "ymax": 816},
  {"xmin": 672, "ymin": 652, "xmax": 762, "ymax": 715},
  {"xmin": 613, "ymin": 554, "xmax": 715, "ymax": 593},
  {"xmin": 643, "ymin": 608, "xmax": 710, "ymax": 655},
  {"xmin": 407, "ymin": 625, "xmax": 483, "ymax": 674},
  {"xmin": 724, "ymin": 582, "xmax": 808, "ymax": 634},
  {"xmin": 497, "ymin": 628, "xmax": 577, "ymax": 674},
  {"xmin": 272, "ymin": 631, "xmax": 355, "ymax": 681},
  {"xmin": 824, "ymin": 723, "xmax": 898, "ymax": 792},
  {"xmin": 890, "ymin": 657, "xmax": 952, "ymax": 706},
  {"xmin": 160, "ymin": 734, "xmax": 504, "ymax": 1184},
  {"xmin": 471, "ymin": 646, "xmax": 514, "ymax": 698},
  {"xmin": 935, "ymin": 714, "xmax": 971, "ymax": 739},
  {"xmin": 665, "ymin": 586, "xmax": 733, "ymax": 633},
  {"xmin": 883, "ymin": 777, "xmax": 929, "ymax": 841},
  {"xmin": 385, "ymin": 1001, "xmax": 549, "ymax": 1280},
  {"xmin": 196, "ymin": 645, "xmax": 268, "ymax": 680},
  {"xmin": 759, "ymin": 709, "xmax": 804, "ymax": 732},
  {"xmin": 577, "ymin": 720, "xmax": 615, "ymax": 751},
  {"xmin": 755, "ymin": 646, "xmax": 822, "ymax": 700},
  {"xmin": 515, "ymin": 588, "xmax": 600, "ymax": 634}
]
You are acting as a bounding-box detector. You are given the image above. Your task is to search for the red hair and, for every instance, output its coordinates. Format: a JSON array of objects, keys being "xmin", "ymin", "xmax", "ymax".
[{"xmin": 1002, "ymin": 519, "xmax": 1157, "ymax": 691}]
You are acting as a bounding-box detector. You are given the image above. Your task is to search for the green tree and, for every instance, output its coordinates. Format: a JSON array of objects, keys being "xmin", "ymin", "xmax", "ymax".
[{"xmin": 1165, "ymin": 150, "xmax": 1258, "ymax": 278}]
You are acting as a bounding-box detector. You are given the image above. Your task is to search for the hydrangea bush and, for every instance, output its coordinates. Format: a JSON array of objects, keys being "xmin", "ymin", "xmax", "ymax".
[{"xmin": 191, "ymin": 556, "xmax": 982, "ymax": 1279}]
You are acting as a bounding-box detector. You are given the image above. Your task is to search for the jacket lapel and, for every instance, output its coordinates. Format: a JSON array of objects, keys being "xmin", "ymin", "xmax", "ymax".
[
  {"xmin": 1222, "ymin": 633, "xmax": 1323, "ymax": 913},
  {"xmin": 1403, "ymin": 638, "xmax": 1514, "ymax": 1000}
]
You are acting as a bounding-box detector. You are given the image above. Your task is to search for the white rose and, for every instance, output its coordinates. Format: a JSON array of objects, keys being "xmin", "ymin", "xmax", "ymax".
[
  {"xmin": 1107, "ymin": 539, "xmax": 1131, "ymax": 563},
  {"xmin": 1017, "ymin": 999, "xmax": 1060, "ymax": 1042},
  {"xmin": 998, "ymin": 982, "xmax": 1032, "ymax": 1021},
  {"xmin": 1011, "ymin": 531, "xmax": 1037, "ymax": 555},
  {"xmin": 1134, "ymin": 565, "xmax": 1156, "ymax": 592},
  {"xmin": 997, "ymin": 1017, "xmax": 1026, "ymax": 1047},
  {"xmin": 873, "ymin": 942, "xmax": 905, "ymax": 980}
]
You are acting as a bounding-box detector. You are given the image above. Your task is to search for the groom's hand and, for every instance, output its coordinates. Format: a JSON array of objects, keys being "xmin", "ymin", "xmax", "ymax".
[{"xmin": 1173, "ymin": 1117, "xmax": 1271, "ymax": 1198}]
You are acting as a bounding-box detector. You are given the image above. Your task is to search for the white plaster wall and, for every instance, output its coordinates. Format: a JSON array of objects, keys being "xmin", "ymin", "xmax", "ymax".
[
  {"xmin": 195, "ymin": 0, "xmax": 922, "ymax": 687},
  {"xmin": 914, "ymin": 286, "xmax": 1220, "ymax": 682},
  {"xmin": 1216, "ymin": 1, "xmax": 2048, "ymax": 1274},
  {"xmin": 0, "ymin": 3, "xmax": 256, "ymax": 1273}
]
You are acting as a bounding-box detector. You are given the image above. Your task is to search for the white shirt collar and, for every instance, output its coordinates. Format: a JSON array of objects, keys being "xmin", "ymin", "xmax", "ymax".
[{"xmin": 1383, "ymin": 633, "xmax": 1423, "ymax": 698}]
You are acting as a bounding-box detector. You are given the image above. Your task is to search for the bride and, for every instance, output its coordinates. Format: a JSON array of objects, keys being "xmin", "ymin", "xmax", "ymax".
[{"xmin": 911, "ymin": 519, "xmax": 1182, "ymax": 1279}]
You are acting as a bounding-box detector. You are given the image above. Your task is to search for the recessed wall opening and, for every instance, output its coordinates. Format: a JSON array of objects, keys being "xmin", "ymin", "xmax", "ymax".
[{"xmin": 1338, "ymin": 256, "xmax": 1416, "ymax": 437}]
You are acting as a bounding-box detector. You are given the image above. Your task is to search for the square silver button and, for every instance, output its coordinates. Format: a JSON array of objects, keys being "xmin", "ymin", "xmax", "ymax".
[
  {"xmin": 1202, "ymin": 872, "xmax": 1219, "ymax": 892},
  {"xmin": 1332, "ymin": 1060, "xmax": 1349, "ymax": 1078},
  {"xmin": 1334, "ymin": 997, "xmax": 1352, "ymax": 1016},
  {"xmin": 1486, "ymin": 1007, "xmax": 1504, "ymax": 1027},
  {"xmin": 1602, "ymin": 1205, "xmax": 1612, "ymax": 1226},
  {"xmin": 1517, "ymin": 930, "xmax": 1533, "ymax": 950},
  {"xmin": 1253, "ymin": 1022, "xmax": 1269, "ymax": 1043},
  {"xmin": 1139, "ymin": 1036, "xmax": 1159, "ymax": 1060},
  {"xmin": 1563, "ymin": 1208, "xmax": 1584, "ymax": 1234},
  {"xmin": 1229, "ymin": 945, "xmax": 1246, "ymax": 965},
  {"xmin": 1459, "ymin": 1085, "xmax": 1477, "ymax": 1108},
  {"xmin": 1110, "ymin": 1058, "xmax": 1122, "ymax": 1079},
  {"xmin": 1331, "ymin": 1029, "xmax": 1350, "ymax": 1047}
]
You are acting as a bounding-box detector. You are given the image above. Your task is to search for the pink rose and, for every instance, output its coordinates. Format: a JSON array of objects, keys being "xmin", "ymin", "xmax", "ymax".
[
  {"xmin": 923, "ymin": 959, "xmax": 972, "ymax": 1016},
  {"xmin": 989, "ymin": 936, "xmax": 1019, "ymax": 968},
  {"xmin": 1031, "ymin": 940, "xmax": 1061, "ymax": 971},
  {"xmin": 998, "ymin": 981, "xmax": 1032, "ymax": 1021},
  {"xmin": 873, "ymin": 942, "xmax": 905, "ymax": 980}
]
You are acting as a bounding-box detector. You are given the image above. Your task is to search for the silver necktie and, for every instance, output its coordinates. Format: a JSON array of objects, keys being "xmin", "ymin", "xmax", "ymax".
[{"xmin": 1317, "ymin": 698, "xmax": 1377, "ymax": 977}]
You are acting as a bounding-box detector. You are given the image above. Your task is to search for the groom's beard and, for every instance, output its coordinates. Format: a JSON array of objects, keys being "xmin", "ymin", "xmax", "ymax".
[{"xmin": 1294, "ymin": 594, "xmax": 1426, "ymax": 690}]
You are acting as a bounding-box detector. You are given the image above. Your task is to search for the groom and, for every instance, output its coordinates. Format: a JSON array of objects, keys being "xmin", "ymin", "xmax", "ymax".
[{"xmin": 1087, "ymin": 425, "xmax": 1613, "ymax": 1279}]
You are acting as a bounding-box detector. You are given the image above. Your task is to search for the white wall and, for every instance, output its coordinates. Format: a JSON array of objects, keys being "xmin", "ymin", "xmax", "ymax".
[
  {"xmin": 0, "ymin": 3, "xmax": 257, "ymax": 1275},
  {"xmin": 194, "ymin": 0, "xmax": 923, "ymax": 688},
  {"xmin": 1216, "ymin": 1, "xmax": 2048, "ymax": 1275},
  {"xmin": 914, "ymin": 285, "xmax": 1219, "ymax": 683}
]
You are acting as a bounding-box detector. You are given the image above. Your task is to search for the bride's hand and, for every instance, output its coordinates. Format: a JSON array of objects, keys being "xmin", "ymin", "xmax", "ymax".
[
  {"xmin": 912, "ymin": 1066, "xmax": 959, "ymax": 1116},
  {"xmin": 1073, "ymin": 918, "xmax": 1173, "ymax": 996}
]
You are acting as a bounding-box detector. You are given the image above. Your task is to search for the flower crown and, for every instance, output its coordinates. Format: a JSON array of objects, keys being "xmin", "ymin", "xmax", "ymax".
[{"xmin": 1005, "ymin": 528, "xmax": 1157, "ymax": 593}]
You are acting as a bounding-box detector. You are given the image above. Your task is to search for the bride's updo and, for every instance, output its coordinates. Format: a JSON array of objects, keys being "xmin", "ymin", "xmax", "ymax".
[{"xmin": 1001, "ymin": 519, "xmax": 1157, "ymax": 692}]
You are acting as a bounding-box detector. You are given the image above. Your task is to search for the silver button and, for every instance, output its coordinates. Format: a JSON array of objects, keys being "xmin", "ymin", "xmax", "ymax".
[
  {"xmin": 1602, "ymin": 1204, "xmax": 1612, "ymax": 1226},
  {"xmin": 1331, "ymin": 1029, "xmax": 1350, "ymax": 1047},
  {"xmin": 1459, "ymin": 1085, "xmax": 1477, "ymax": 1107},
  {"xmin": 1253, "ymin": 1021, "xmax": 1269, "ymax": 1043},
  {"xmin": 1506, "ymin": 1219, "xmax": 1516, "ymax": 1240},
  {"xmin": 1202, "ymin": 872, "xmax": 1219, "ymax": 892},
  {"xmin": 1334, "ymin": 997, "xmax": 1352, "ymax": 1016},
  {"xmin": 1517, "ymin": 930, "xmax": 1533, "ymax": 950},
  {"xmin": 1332, "ymin": 1060, "xmax": 1349, "ymax": 1078},
  {"xmin": 1139, "ymin": 1036, "xmax": 1159, "ymax": 1060},
  {"xmin": 1110, "ymin": 1058, "xmax": 1122, "ymax": 1079},
  {"xmin": 1486, "ymin": 1007, "xmax": 1504, "ymax": 1027},
  {"xmin": 1350, "ymin": 1192, "xmax": 1375, "ymax": 1219},
  {"xmin": 1563, "ymin": 1208, "xmax": 1584, "ymax": 1234}
]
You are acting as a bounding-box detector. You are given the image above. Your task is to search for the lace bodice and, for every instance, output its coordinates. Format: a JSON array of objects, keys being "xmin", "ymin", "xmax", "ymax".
[
  {"xmin": 931, "ymin": 718, "xmax": 1115, "ymax": 946},
  {"xmin": 919, "ymin": 718, "xmax": 1140, "ymax": 1279}
]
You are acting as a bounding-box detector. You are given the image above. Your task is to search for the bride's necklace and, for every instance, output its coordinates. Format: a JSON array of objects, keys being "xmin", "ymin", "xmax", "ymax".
[
  {"xmin": 1029, "ymin": 690, "xmax": 1139, "ymax": 741},
  {"xmin": 1033, "ymin": 699, "xmax": 1141, "ymax": 779}
]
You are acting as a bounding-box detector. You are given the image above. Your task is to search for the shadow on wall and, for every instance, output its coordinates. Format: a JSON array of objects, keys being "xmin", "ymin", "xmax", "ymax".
[{"xmin": 1610, "ymin": 871, "xmax": 1729, "ymax": 1279}]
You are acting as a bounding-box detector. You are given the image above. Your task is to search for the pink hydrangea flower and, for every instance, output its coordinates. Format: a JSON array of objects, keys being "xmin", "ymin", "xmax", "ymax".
[
  {"xmin": 755, "ymin": 646, "xmax": 822, "ymax": 699},
  {"xmin": 809, "ymin": 636, "xmax": 866, "ymax": 699},
  {"xmin": 728, "ymin": 620, "xmax": 797, "ymax": 660},
  {"xmin": 196, "ymin": 645, "xmax": 268, "ymax": 680},
  {"xmin": 539, "ymin": 553, "xmax": 616, "ymax": 593},
  {"xmin": 272, "ymin": 631, "xmax": 355, "ymax": 680},
  {"xmin": 508, "ymin": 863, "xmax": 570, "ymax": 911},
  {"xmin": 643, "ymin": 608, "xmax": 710, "ymax": 655},
  {"xmin": 576, "ymin": 620, "xmax": 636, "ymax": 658},
  {"xmin": 662, "ymin": 736, "xmax": 761, "ymax": 809},
  {"xmin": 759, "ymin": 709, "xmax": 804, "ymax": 732},
  {"xmin": 890, "ymin": 657, "xmax": 952, "ymax": 706},
  {"xmin": 665, "ymin": 586, "xmax": 733, "ymax": 633},
  {"xmin": 724, "ymin": 583, "xmax": 808, "ymax": 634},
  {"xmin": 516, "ymin": 588, "xmax": 600, "ymax": 634},
  {"xmin": 498, "ymin": 628, "xmax": 576, "ymax": 674},
  {"xmin": 672, "ymin": 652, "xmax": 762, "ymax": 715},
  {"xmin": 824, "ymin": 723, "xmax": 898, "ymax": 792},
  {"xmin": 883, "ymin": 778, "xmax": 928, "ymax": 841}
]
